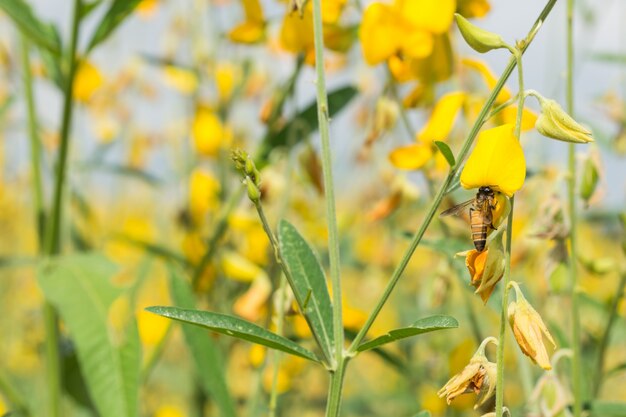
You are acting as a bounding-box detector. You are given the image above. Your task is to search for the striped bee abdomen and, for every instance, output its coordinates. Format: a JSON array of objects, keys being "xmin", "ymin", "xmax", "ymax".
[{"xmin": 470, "ymin": 208, "xmax": 488, "ymax": 252}]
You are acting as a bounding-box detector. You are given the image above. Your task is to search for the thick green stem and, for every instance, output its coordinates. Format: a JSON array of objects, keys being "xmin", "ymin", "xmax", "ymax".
[
  {"xmin": 566, "ymin": 1, "xmax": 583, "ymax": 415},
  {"xmin": 594, "ymin": 270, "xmax": 626, "ymax": 395},
  {"xmin": 310, "ymin": 0, "xmax": 343, "ymax": 370},
  {"xmin": 495, "ymin": 197, "xmax": 515, "ymax": 417},
  {"xmin": 325, "ymin": 359, "xmax": 348, "ymax": 417},
  {"xmin": 268, "ymin": 275, "xmax": 287, "ymax": 417},
  {"xmin": 41, "ymin": 2, "xmax": 82, "ymax": 416},
  {"xmin": 348, "ymin": 0, "xmax": 558, "ymax": 353}
]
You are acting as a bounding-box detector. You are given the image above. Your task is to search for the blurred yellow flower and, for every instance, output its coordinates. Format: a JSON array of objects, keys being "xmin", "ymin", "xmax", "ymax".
[
  {"xmin": 389, "ymin": 91, "xmax": 465, "ymax": 170},
  {"xmin": 460, "ymin": 124, "xmax": 526, "ymax": 197},
  {"xmin": 215, "ymin": 62, "xmax": 240, "ymax": 102},
  {"xmin": 188, "ymin": 168, "xmax": 220, "ymax": 223},
  {"xmin": 360, "ymin": 0, "xmax": 455, "ymax": 66},
  {"xmin": 74, "ymin": 60, "xmax": 104, "ymax": 102},
  {"xmin": 162, "ymin": 65, "xmax": 198, "ymax": 94},
  {"xmin": 137, "ymin": 0, "xmax": 159, "ymax": 18},
  {"xmin": 221, "ymin": 251, "xmax": 265, "ymax": 283},
  {"xmin": 229, "ymin": 0, "xmax": 265, "ymax": 44},
  {"xmin": 457, "ymin": 0, "xmax": 491, "ymax": 18},
  {"xmin": 154, "ymin": 404, "xmax": 186, "ymax": 417},
  {"xmin": 191, "ymin": 106, "xmax": 231, "ymax": 156}
]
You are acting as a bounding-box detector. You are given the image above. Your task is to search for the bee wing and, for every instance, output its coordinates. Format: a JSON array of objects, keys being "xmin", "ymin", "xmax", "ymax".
[
  {"xmin": 482, "ymin": 199, "xmax": 494, "ymax": 225},
  {"xmin": 439, "ymin": 199, "xmax": 475, "ymax": 218}
]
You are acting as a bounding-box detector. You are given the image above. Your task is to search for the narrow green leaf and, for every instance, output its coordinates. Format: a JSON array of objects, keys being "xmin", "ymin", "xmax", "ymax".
[
  {"xmin": 116, "ymin": 236, "xmax": 193, "ymax": 268},
  {"xmin": 146, "ymin": 306, "xmax": 320, "ymax": 363},
  {"xmin": 592, "ymin": 52, "xmax": 626, "ymax": 65},
  {"xmin": 78, "ymin": 161, "xmax": 163, "ymax": 186},
  {"xmin": 357, "ymin": 315, "xmax": 458, "ymax": 352},
  {"xmin": 168, "ymin": 268, "xmax": 236, "ymax": 417},
  {"xmin": 607, "ymin": 362, "xmax": 626, "ymax": 378},
  {"xmin": 278, "ymin": 220, "xmax": 334, "ymax": 362},
  {"xmin": 80, "ymin": 0, "xmax": 103, "ymax": 19},
  {"xmin": 590, "ymin": 401, "xmax": 626, "ymax": 416},
  {"xmin": 38, "ymin": 254, "xmax": 140, "ymax": 417},
  {"xmin": 0, "ymin": 0, "xmax": 61, "ymax": 54},
  {"xmin": 86, "ymin": 0, "xmax": 143, "ymax": 53},
  {"xmin": 256, "ymin": 86, "xmax": 358, "ymax": 166},
  {"xmin": 434, "ymin": 141, "xmax": 455, "ymax": 167}
]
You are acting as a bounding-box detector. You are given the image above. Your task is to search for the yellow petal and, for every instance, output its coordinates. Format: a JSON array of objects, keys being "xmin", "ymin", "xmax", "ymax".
[
  {"xmin": 462, "ymin": 57, "xmax": 511, "ymax": 102},
  {"xmin": 419, "ymin": 91, "xmax": 466, "ymax": 142},
  {"xmin": 189, "ymin": 168, "xmax": 220, "ymax": 221},
  {"xmin": 192, "ymin": 107, "xmax": 226, "ymax": 156},
  {"xmin": 387, "ymin": 55, "xmax": 416, "ymax": 82},
  {"xmin": 162, "ymin": 65, "xmax": 198, "ymax": 94},
  {"xmin": 500, "ymin": 105, "xmax": 537, "ymax": 132},
  {"xmin": 242, "ymin": 0, "xmax": 264, "ymax": 23},
  {"xmin": 400, "ymin": 29, "xmax": 434, "ymax": 59},
  {"xmin": 322, "ymin": 0, "xmax": 347, "ymax": 24},
  {"xmin": 460, "ymin": 124, "xmax": 526, "ymax": 196},
  {"xmin": 360, "ymin": 3, "xmax": 401, "ymax": 65},
  {"xmin": 401, "ymin": 0, "xmax": 456, "ymax": 34},
  {"xmin": 215, "ymin": 62, "xmax": 239, "ymax": 102},
  {"xmin": 229, "ymin": 21, "xmax": 265, "ymax": 44},
  {"xmin": 221, "ymin": 251, "xmax": 264, "ymax": 282},
  {"xmin": 389, "ymin": 143, "xmax": 434, "ymax": 170},
  {"xmin": 137, "ymin": 0, "xmax": 159, "ymax": 18},
  {"xmin": 74, "ymin": 60, "xmax": 104, "ymax": 102},
  {"xmin": 154, "ymin": 405, "xmax": 186, "ymax": 417},
  {"xmin": 280, "ymin": 10, "xmax": 314, "ymax": 55},
  {"xmin": 457, "ymin": 0, "xmax": 491, "ymax": 18}
]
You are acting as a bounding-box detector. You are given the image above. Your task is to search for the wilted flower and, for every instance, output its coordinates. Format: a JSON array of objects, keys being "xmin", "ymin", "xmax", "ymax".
[
  {"xmin": 460, "ymin": 124, "xmax": 526, "ymax": 197},
  {"xmin": 529, "ymin": 92, "xmax": 594, "ymax": 144},
  {"xmin": 463, "ymin": 228, "xmax": 505, "ymax": 303},
  {"xmin": 507, "ymin": 281, "xmax": 556, "ymax": 370},
  {"xmin": 438, "ymin": 336, "xmax": 498, "ymax": 407}
]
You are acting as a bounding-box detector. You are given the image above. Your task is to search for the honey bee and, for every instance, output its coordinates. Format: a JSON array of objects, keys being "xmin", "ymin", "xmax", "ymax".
[{"xmin": 440, "ymin": 186, "xmax": 498, "ymax": 252}]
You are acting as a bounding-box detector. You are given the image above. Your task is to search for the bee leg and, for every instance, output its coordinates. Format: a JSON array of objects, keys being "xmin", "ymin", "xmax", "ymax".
[{"xmin": 490, "ymin": 224, "xmax": 497, "ymax": 231}]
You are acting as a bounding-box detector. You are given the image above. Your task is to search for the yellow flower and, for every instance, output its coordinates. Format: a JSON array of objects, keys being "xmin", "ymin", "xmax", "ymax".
[
  {"xmin": 191, "ymin": 106, "xmax": 231, "ymax": 157},
  {"xmin": 74, "ymin": 60, "xmax": 104, "ymax": 102},
  {"xmin": 214, "ymin": 62, "xmax": 240, "ymax": 102},
  {"xmin": 457, "ymin": 0, "xmax": 491, "ymax": 18},
  {"xmin": 137, "ymin": 0, "xmax": 159, "ymax": 18},
  {"xmin": 188, "ymin": 168, "xmax": 220, "ymax": 223},
  {"xmin": 221, "ymin": 251, "xmax": 265, "ymax": 283},
  {"xmin": 439, "ymin": 337, "xmax": 497, "ymax": 407},
  {"xmin": 154, "ymin": 404, "xmax": 186, "ymax": 417},
  {"xmin": 464, "ymin": 241, "xmax": 504, "ymax": 304},
  {"xmin": 389, "ymin": 91, "xmax": 465, "ymax": 170},
  {"xmin": 360, "ymin": 0, "xmax": 455, "ymax": 66},
  {"xmin": 229, "ymin": 0, "xmax": 265, "ymax": 44},
  {"xmin": 460, "ymin": 124, "xmax": 526, "ymax": 197},
  {"xmin": 162, "ymin": 65, "xmax": 198, "ymax": 94},
  {"xmin": 233, "ymin": 273, "xmax": 271, "ymax": 321},
  {"xmin": 508, "ymin": 281, "xmax": 556, "ymax": 370}
]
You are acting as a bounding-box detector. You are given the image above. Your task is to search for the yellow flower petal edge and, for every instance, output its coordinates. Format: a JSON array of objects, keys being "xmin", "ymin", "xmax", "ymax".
[
  {"xmin": 460, "ymin": 124, "xmax": 526, "ymax": 197},
  {"xmin": 389, "ymin": 143, "xmax": 433, "ymax": 170},
  {"xmin": 419, "ymin": 91, "xmax": 466, "ymax": 143}
]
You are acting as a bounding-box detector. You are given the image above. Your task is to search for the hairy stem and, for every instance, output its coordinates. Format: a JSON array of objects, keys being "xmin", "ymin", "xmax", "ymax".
[
  {"xmin": 566, "ymin": 1, "xmax": 583, "ymax": 415},
  {"xmin": 311, "ymin": 0, "xmax": 343, "ymax": 371}
]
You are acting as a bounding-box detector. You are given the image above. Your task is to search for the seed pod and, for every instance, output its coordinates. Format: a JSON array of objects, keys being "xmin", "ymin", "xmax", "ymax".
[{"xmin": 455, "ymin": 14, "xmax": 508, "ymax": 53}]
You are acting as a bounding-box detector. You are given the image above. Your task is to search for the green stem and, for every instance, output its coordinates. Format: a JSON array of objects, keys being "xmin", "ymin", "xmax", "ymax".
[
  {"xmin": 141, "ymin": 322, "xmax": 173, "ymax": 382},
  {"xmin": 348, "ymin": 0, "xmax": 558, "ymax": 353},
  {"xmin": 566, "ymin": 1, "xmax": 583, "ymax": 415},
  {"xmin": 310, "ymin": 0, "xmax": 343, "ymax": 369},
  {"xmin": 593, "ymin": 270, "xmax": 626, "ymax": 395},
  {"xmin": 268, "ymin": 275, "xmax": 287, "ymax": 417},
  {"xmin": 495, "ymin": 197, "xmax": 515, "ymax": 417},
  {"xmin": 325, "ymin": 359, "xmax": 348, "ymax": 417},
  {"xmin": 41, "ymin": 2, "xmax": 82, "ymax": 416},
  {"xmin": 20, "ymin": 35, "xmax": 45, "ymax": 246}
]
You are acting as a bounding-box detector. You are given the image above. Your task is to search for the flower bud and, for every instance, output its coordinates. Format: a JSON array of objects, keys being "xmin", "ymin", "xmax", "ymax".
[
  {"xmin": 245, "ymin": 177, "xmax": 261, "ymax": 203},
  {"xmin": 534, "ymin": 95, "xmax": 594, "ymax": 144},
  {"xmin": 464, "ymin": 230, "xmax": 505, "ymax": 304},
  {"xmin": 507, "ymin": 281, "xmax": 556, "ymax": 370},
  {"xmin": 438, "ymin": 337, "xmax": 498, "ymax": 407},
  {"xmin": 455, "ymin": 14, "xmax": 508, "ymax": 54},
  {"xmin": 580, "ymin": 152, "xmax": 600, "ymax": 204}
]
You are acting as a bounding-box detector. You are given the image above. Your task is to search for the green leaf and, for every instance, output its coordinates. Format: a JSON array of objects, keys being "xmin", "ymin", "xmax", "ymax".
[
  {"xmin": 86, "ymin": 0, "xmax": 143, "ymax": 53},
  {"xmin": 38, "ymin": 254, "xmax": 140, "ymax": 417},
  {"xmin": 592, "ymin": 52, "xmax": 626, "ymax": 65},
  {"xmin": 412, "ymin": 412, "xmax": 432, "ymax": 417},
  {"xmin": 116, "ymin": 236, "xmax": 193, "ymax": 268},
  {"xmin": 80, "ymin": 0, "xmax": 104, "ymax": 19},
  {"xmin": 77, "ymin": 161, "xmax": 163, "ymax": 186},
  {"xmin": 434, "ymin": 141, "xmax": 455, "ymax": 167},
  {"xmin": 256, "ymin": 86, "xmax": 358, "ymax": 167},
  {"xmin": 0, "ymin": 0, "xmax": 61, "ymax": 55},
  {"xmin": 146, "ymin": 306, "xmax": 320, "ymax": 363},
  {"xmin": 168, "ymin": 267, "xmax": 236, "ymax": 417},
  {"xmin": 590, "ymin": 401, "xmax": 626, "ymax": 416},
  {"xmin": 278, "ymin": 220, "xmax": 334, "ymax": 362},
  {"xmin": 357, "ymin": 315, "xmax": 458, "ymax": 352}
]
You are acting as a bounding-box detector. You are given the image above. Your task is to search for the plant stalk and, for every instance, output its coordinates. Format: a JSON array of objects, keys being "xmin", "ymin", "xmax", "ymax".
[
  {"xmin": 325, "ymin": 359, "xmax": 348, "ymax": 417},
  {"xmin": 348, "ymin": 0, "xmax": 558, "ymax": 353},
  {"xmin": 310, "ymin": 0, "xmax": 343, "ymax": 370},
  {"xmin": 41, "ymin": 1, "xmax": 82, "ymax": 416},
  {"xmin": 566, "ymin": 1, "xmax": 583, "ymax": 415}
]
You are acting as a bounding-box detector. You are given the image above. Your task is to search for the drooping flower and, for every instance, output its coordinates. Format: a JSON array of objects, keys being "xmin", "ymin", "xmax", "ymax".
[
  {"xmin": 460, "ymin": 124, "xmax": 526, "ymax": 197},
  {"xmin": 439, "ymin": 337, "xmax": 498, "ymax": 407},
  {"xmin": 463, "ymin": 227, "xmax": 506, "ymax": 303},
  {"xmin": 508, "ymin": 281, "xmax": 556, "ymax": 370},
  {"xmin": 228, "ymin": 0, "xmax": 266, "ymax": 44}
]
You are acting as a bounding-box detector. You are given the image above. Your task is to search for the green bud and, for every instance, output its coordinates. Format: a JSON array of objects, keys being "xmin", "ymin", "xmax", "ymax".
[
  {"xmin": 580, "ymin": 153, "xmax": 599, "ymax": 204},
  {"xmin": 245, "ymin": 178, "xmax": 261, "ymax": 203},
  {"xmin": 534, "ymin": 96, "xmax": 594, "ymax": 143},
  {"xmin": 454, "ymin": 14, "xmax": 509, "ymax": 54},
  {"xmin": 245, "ymin": 158, "xmax": 261, "ymax": 186}
]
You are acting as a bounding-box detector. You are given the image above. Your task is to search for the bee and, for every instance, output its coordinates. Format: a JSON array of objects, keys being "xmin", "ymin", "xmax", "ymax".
[{"xmin": 440, "ymin": 186, "xmax": 498, "ymax": 252}]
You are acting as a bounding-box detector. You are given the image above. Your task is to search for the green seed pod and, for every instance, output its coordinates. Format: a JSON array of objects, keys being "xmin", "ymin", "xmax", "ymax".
[
  {"xmin": 535, "ymin": 97, "xmax": 594, "ymax": 143},
  {"xmin": 454, "ymin": 14, "xmax": 508, "ymax": 54},
  {"xmin": 579, "ymin": 154, "xmax": 599, "ymax": 203}
]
